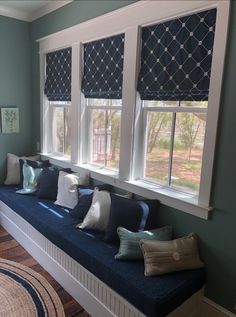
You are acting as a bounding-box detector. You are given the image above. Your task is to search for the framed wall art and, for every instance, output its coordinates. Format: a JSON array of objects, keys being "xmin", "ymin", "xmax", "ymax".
[{"xmin": 1, "ymin": 107, "xmax": 19, "ymax": 134}]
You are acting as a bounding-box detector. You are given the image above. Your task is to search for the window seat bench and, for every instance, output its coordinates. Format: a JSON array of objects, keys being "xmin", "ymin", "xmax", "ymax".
[{"xmin": 0, "ymin": 185, "xmax": 205, "ymax": 317}]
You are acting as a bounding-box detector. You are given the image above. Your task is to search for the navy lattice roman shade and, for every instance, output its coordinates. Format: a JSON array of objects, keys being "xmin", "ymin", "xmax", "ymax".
[
  {"xmin": 44, "ymin": 47, "xmax": 72, "ymax": 102},
  {"xmin": 137, "ymin": 9, "xmax": 217, "ymax": 101},
  {"xmin": 82, "ymin": 34, "xmax": 125, "ymax": 99}
]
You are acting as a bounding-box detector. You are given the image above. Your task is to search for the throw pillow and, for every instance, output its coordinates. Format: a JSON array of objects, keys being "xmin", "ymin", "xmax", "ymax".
[
  {"xmin": 139, "ymin": 233, "xmax": 204, "ymax": 276},
  {"xmin": 115, "ymin": 225, "xmax": 173, "ymax": 260},
  {"xmin": 4, "ymin": 153, "xmax": 40, "ymax": 185},
  {"xmin": 77, "ymin": 188, "xmax": 111, "ymax": 231},
  {"xmin": 70, "ymin": 185, "xmax": 114, "ymax": 220},
  {"xmin": 16, "ymin": 161, "xmax": 43, "ymax": 194},
  {"xmin": 69, "ymin": 188, "xmax": 94, "ymax": 220},
  {"xmin": 37, "ymin": 167, "xmax": 71, "ymax": 200},
  {"xmin": 103, "ymin": 194, "xmax": 160, "ymax": 244},
  {"xmin": 55, "ymin": 171, "xmax": 80, "ymax": 209},
  {"xmin": 19, "ymin": 159, "xmax": 51, "ymax": 188},
  {"xmin": 78, "ymin": 184, "xmax": 112, "ymax": 192}
]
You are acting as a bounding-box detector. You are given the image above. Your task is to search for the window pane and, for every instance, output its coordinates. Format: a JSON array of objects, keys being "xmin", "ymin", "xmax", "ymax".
[
  {"xmin": 144, "ymin": 100, "xmax": 177, "ymax": 107},
  {"xmin": 171, "ymin": 113, "xmax": 206, "ymax": 193},
  {"xmin": 106, "ymin": 110, "xmax": 121, "ymax": 170},
  {"xmin": 87, "ymin": 98, "xmax": 122, "ymax": 107},
  {"xmin": 144, "ymin": 112, "xmax": 172, "ymax": 184},
  {"xmin": 90, "ymin": 109, "xmax": 106, "ymax": 166},
  {"xmin": 180, "ymin": 101, "xmax": 208, "ymax": 108},
  {"xmin": 53, "ymin": 107, "xmax": 71, "ymax": 156},
  {"xmin": 54, "ymin": 108, "xmax": 64, "ymax": 154},
  {"xmin": 64, "ymin": 108, "xmax": 71, "ymax": 156},
  {"xmin": 49, "ymin": 101, "xmax": 71, "ymax": 106},
  {"xmin": 90, "ymin": 109, "xmax": 121, "ymax": 170}
]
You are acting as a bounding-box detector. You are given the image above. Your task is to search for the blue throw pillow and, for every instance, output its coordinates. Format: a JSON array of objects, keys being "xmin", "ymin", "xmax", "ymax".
[
  {"xmin": 37, "ymin": 167, "xmax": 71, "ymax": 200},
  {"xmin": 78, "ymin": 184, "xmax": 112, "ymax": 192},
  {"xmin": 115, "ymin": 225, "xmax": 173, "ymax": 260},
  {"xmin": 16, "ymin": 161, "xmax": 43, "ymax": 194},
  {"xmin": 103, "ymin": 194, "xmax": 160, "ymax": 244},
  {"xmin": 19, "ymin": 159, "xmax": 51, "ymax": 188},
  {"xmin": 69, "ymin": 188, "xmax": 94, "ymax": 220}
]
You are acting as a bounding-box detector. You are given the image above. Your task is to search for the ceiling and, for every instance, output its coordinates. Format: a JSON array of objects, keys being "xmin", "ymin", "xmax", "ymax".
[{"xmin": 0, "ymin": 0, "xmax": 73, "ymax": 22}]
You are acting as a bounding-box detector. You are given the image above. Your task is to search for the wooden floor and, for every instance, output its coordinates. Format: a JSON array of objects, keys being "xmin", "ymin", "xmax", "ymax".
[{"xmin": 0, "ymin": 225, "xmax": 90, "ymax": 317}]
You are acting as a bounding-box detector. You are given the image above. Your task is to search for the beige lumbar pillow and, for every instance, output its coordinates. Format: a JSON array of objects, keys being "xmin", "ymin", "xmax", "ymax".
[
  {"xmin": 4, "ymin": 153, "xmax": 40, "ymax": 185},
  {"xmin": 140, "ymin": 233, "xmax": 204, "ymax": 276}
]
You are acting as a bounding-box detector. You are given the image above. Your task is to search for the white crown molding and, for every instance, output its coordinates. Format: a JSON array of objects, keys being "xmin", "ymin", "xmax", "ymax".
[
  {"xmin": 0, "ymin": 5, "xmax": 29, "ymax": 22},
  {"xmin": 0, "ymin": 1, "xmax": 73, "ymax": 22},
  {"xmin": 29, "ymin": 1, "xmax": 73, "ymax": 22}
]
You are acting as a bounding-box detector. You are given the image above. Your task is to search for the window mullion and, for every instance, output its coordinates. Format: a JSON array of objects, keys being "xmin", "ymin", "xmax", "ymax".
[
  {"xmin": 104, "ymin": 109, "xmax": 108, "ymax": 167},
  {"xmin": 119, "ymin": 26, "xmax": 140, "ymax": 181},
  {"xmin": 168, "ymin": 112, "xmax": 176, "ymax": 186},
  {"xmin": 63, "ymin": 107, "xmax": 66, "ymax": 155},
  {"xmin": 71, "ymin": 43, "xmax": 81, "ymax": 164}
]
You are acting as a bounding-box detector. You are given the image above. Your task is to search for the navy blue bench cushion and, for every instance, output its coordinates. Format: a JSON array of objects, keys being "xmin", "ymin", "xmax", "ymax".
[{"xmin": 0, "ymin": 186, "xmax": 205, "ymax": 317}]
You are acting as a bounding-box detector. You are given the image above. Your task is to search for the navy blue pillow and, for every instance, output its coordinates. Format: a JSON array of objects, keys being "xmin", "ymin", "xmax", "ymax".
[
  {"xmin": 140, "ymin": 199, "xmax": 159, "ymax": 230},
  {"xmin": 103, "ymin": 194, "xmax": 159, "ymax": 244},
  {"xmin": 37, "ymin": 167, "xmax": 71, "ymax": 201},
  {"xmin": 19, "ymin": 159, "xmax": 51, "ymax": 189},
  {"xmin": 78, "ymin": 184, "xmax": 112, "ymax": 192},
  {"xmin": 69, "ymin": 189, "xmax": 94, "ymax": 220}
]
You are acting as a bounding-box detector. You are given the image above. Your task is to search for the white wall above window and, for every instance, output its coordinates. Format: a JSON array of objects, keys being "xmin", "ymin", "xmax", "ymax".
[{"xmin": 39, "ymin": 0, "xmax": 230, "ymax": 219}]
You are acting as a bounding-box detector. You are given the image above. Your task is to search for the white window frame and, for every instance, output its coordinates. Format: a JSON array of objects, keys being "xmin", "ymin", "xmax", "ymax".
[{"xmin": 39, "ymin": 0, "xmax": 230, "ymax": 219}]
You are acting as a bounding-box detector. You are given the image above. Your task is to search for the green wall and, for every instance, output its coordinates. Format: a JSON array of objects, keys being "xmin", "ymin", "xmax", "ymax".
[
  {"xmin": 3, "ymin": 0, "xmax": 236, "ymax": 313},
  {"xmin": 0, "ymin": 16, "xmax": 33, "ymax": 181}
]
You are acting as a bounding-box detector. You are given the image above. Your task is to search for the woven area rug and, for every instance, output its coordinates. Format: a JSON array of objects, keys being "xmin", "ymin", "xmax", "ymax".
[{"xmin": 0, "ymin": 258, "xmax": 65, "ymax": 317}]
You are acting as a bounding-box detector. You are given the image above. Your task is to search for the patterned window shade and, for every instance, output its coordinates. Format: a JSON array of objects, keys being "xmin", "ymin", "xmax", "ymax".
[
  {"xmin": 44, "ymin": 47, "xmax": 72, "ymax": 102},
  {"xmin": 137, "ymin": 9, "xmax": 217, "ymax": 101},
  {"xmin": 82, "ymin": 34, "xmax": 125, "ymax": 99}
]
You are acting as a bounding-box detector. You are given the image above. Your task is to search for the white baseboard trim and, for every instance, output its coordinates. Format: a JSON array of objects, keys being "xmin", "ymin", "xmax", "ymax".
[{"xmin": 202, "ymin": 297, "xmax": 236, "ymax": 317}]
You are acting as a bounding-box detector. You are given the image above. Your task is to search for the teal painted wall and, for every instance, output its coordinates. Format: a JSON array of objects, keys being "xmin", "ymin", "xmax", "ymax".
[
  {"xmin": 5, "ymin": 0, "xmax": 235, "ymax": 313},
  {"xmin": 0, "ymin": 16, "xmax": 33, "ymax": 181}
]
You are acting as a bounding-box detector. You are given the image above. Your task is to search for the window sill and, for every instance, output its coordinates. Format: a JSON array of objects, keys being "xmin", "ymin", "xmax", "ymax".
[
  {"xmin": 125, "ymin": 179, "xmax": 211, "ymax": 219},
  {"xmin": 41, "ymin": 153, "xmax": 211, "ymax": 220},
  {"xmin": 41, "ymin": 153, "xmax": 72, "ymax": 168}
]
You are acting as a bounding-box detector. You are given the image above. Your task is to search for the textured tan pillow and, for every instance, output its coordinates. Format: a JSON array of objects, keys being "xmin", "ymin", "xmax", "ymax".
[
  {"xmin": 4, "ymin": 153, "xmax": 40, "ymax": 185},
  {"xmin": 140, "ymin": 233, "xmax": 204, "ymax": 276}
]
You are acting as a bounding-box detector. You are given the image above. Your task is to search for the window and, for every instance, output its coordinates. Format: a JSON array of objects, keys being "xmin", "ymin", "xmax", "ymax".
[
  {"xmin": 50, "ymin": 101, "xmax": 71, "ymax": 156},
  {"xmin": 82, "ymin": 34, "xmax": 124, "ymax": 170},
  {"xmin": 142, "ymin": 100, "xmax": 207, "ymax": 193},
  {"xmin": 87, "ymin": 99, "xmax": 121, "ymax": 170},
  {"xmin": 44, "ymin": 47, "xmax": 72, "ymax": 157},
  {"xmin": 137, "ymin": 9, "xmax": 216, "ymax": 195}
]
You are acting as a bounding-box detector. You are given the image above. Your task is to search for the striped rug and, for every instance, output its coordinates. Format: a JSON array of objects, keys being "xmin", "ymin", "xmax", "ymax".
[{"xmin": 0, "ymin": 258, "xmax": 65, "ymax": 317}]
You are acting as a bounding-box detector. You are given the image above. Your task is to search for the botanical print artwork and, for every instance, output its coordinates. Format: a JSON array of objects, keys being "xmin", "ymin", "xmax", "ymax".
[{"xmin": 1, "ymin": 108, "xmax": 19, "ymax": 134}]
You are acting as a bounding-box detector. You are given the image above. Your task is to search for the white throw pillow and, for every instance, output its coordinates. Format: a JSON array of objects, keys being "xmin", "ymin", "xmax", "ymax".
[
  {"xmin": 4, "ymin": 153, "xmax": 40, "ymax": 185},
  {"xmin": 77, "ymin": 188, "xmax": 111, "ymax": 231},
  {"xmin": 55, "ymin": 171, "xmax": 80, "ymax": 209}
]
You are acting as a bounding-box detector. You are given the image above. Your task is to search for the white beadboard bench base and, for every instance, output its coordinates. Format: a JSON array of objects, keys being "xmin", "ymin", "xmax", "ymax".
[{"xmin": 0, "ymin": 200, "xmax": 203, "ymax": 317}]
